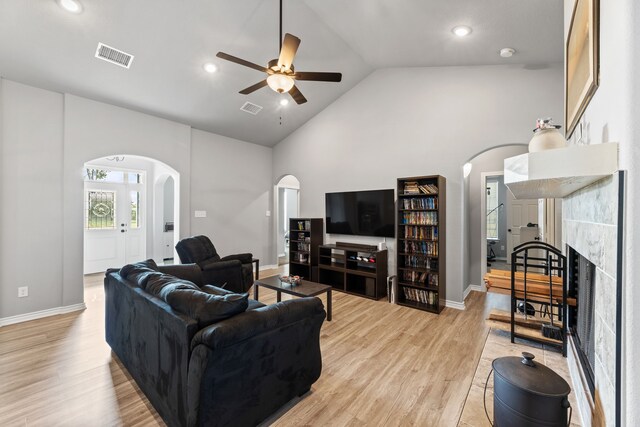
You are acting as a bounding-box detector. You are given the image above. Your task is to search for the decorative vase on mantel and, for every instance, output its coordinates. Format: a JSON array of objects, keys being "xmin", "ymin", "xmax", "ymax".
[{"xmin": 528, "ymin": 118, "xmax": 567, "ymax": 153}]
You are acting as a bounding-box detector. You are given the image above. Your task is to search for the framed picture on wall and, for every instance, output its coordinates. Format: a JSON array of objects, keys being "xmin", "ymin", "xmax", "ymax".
[{"xmin": 565, "ymin": 0, "xmax": 600, "ymax": 138}]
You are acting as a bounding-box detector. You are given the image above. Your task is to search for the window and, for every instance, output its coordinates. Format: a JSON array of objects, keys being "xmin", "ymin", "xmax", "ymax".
[
  {"xmin": 86, "ymin": 190, "xmax": 116, "ymax": 229},
  {"xmin": 486, "ymin": 181, "xmax": 499, "ymax": 240},
  {"xmin": 84, "ymin": 168, "xmax": 143, "ymax": 184},
  {"xmin": 130, "ymin": 191, "xmax": 140, "ymax": 229}
]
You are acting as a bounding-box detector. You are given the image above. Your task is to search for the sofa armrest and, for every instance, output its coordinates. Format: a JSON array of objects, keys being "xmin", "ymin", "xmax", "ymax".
[
  {"xmin": 157, "ymin": 264, "xmax": 204, "ymax": 286},
  {"xmin": 191, "ymin": 297, "xmax": 325, "ymax": 351},
  {"xmin": 200, "ymin": 259, "xmax": 240, "ymax": 271},
  {"xmin": 220, "ymin": 253, "xmax": 253, "ymax": 264},
  {"xmin": 198, "ymin": 259, "xmax": 244, "ymax": 292},
  {"xmin": 186, "ymin": 297, "xmax": 325, "ymax": 426}
]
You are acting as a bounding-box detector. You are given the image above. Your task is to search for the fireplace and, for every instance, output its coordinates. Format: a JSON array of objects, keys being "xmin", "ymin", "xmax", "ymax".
[{"xmin": 567, "ymin": 246, "xmax": 595, "ymax": 397}]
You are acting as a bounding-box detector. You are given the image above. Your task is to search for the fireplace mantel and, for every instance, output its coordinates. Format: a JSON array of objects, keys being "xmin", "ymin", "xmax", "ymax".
[{"xmin": 503, "ymin": 142, "xmax": 618, "ymax": 199}]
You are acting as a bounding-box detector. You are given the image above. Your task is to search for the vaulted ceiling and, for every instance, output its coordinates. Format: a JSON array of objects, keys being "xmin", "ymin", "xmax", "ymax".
[{"xmin": 0, "ymin": 0, "xmax": 563, "ymax": 146}]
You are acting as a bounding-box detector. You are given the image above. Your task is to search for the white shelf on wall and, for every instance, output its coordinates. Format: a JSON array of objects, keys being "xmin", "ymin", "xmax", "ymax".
[{"xmin": 504, "ymin": 142, "xmax": 619, "ymax": 199}]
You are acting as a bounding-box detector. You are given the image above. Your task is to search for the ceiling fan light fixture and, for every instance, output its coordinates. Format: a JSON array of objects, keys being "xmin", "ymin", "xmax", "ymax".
[{"xmin": 267, "ymin": 73, "xmax": 294, "ymax": 93}]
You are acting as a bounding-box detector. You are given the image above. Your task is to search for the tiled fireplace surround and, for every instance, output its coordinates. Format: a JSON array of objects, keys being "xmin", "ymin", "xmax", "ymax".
[{"xmin": 563, "ymin": 173, "xmax": 621, "ymax": 426}]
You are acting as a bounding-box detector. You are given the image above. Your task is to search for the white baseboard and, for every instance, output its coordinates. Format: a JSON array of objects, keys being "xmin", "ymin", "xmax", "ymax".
[
  {"xmin": 259, "ymin": 264, "xmax": 278, "ymax": 271},
  {"xmin": 464, "ymin": 284, "xmax": 485, "ymax": 300},
  {"xmin": 445, "ymin": 300, "xmax": 465, "ymax": 310},
  {"xmin": 0, "ymin": 303, "xmax": 86, "ymax": 327}
]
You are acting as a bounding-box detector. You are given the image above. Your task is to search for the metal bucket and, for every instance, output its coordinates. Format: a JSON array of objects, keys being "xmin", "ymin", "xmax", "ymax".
[{"xmin": 486, "ymin": 352, "xmax": 571, "ymax": 426}]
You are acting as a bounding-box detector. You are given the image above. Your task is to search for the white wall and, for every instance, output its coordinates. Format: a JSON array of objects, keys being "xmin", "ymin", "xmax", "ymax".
[
  {"xmin": 0, "ymin": 79, "xmax": 276, "ymax": 321},
  {"xmin": 62, "ymin": 94, "xmax": 192, "ymax": 307},
  {"xmin": 562, "ymin": 0, "xmax": 640, "ymax": 424},
  {"xmin": 466, "ymin": 145, "xmax": 528, "ymax": 287},
  {"xmin": 189, "ymin": 129, "xmax": 273, "ymax": 265},
  {"xmin": 0, "ymin": 79, "xmax": 65, "ymax": 317},
  {"xmin": 273, "ymin": 64, "xmax": 563, "ymax": 303}
]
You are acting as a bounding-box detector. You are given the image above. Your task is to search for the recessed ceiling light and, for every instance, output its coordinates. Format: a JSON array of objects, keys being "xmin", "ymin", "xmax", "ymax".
[
  {"xmin": 203, "ymin": 63, "xmax": 218, "ymax": 73},
  {"xmin": 500, "ymin": 48, "xmax": 516, "ymax": 58},
  {"xmin": 57, "ymin": 0, "xmax": 82, "ymax": 13},
  {"xmin": 279, "ymin": 98, "xmax": 290, "ymax": 106},
  {"xmin": 452, "ymin": 26, "xmax": 472, "ymax": 37}
]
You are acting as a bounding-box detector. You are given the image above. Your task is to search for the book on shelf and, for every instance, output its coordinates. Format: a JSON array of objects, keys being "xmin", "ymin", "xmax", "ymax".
[
  {"xmin": 418, "ymin": 184, "xmax": 438, "ymax": 194},
  {"xmin": 402, "ymin": 286, "xmax": 437, "ymax": 305},
  {"xmin": 402, "ymin": 197, "xmax": 438, "ymax": 210},
  {"xmin": 403, "ymin": 225, "xmax": 438, "ymax": 240},
  {"xmin": 403, "ymin": 181, "xmax": 421, "ymax": 194},
  {"xmin": 401, "ymin": 211, "xmax": 438, "ymax": 225}
]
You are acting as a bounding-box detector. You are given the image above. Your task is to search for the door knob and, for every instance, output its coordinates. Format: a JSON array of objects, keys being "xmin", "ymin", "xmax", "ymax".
[
  {"xmin": 121, "ymin": 230, "xmax": 126, "ymax": 233},
  {"xmin": 121, "ymin": 223, "xmax": 126, "ymax": 227},
  {"xmin": 508, "ymin": 228, "xmax": 512, "ymax": 232}
]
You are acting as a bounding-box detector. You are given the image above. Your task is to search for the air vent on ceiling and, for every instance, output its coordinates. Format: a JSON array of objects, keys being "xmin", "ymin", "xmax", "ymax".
[
  {"xmin": 240, "ymin": 101, "xmax": 263, "ymax": 115},
  {"xmin": 95, "ymin": 43, "xmax": 134, "ymax": 69}
]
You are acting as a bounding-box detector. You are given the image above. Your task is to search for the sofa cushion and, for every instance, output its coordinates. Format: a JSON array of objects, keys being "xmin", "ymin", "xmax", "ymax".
[
  {"xmin": 146, "ymin": 274, "xmax": 200, "ymax": 297},
  {"xmin": 202, "ymin": 284, "xmax": 265, "ymax": 310},
  {"xmin": 164, "ymin": 289, "xmax": 249, "ymax": 328},
  {"xmin": 119, "ymin": 259, "xmax": 159, "ymax": 289}
]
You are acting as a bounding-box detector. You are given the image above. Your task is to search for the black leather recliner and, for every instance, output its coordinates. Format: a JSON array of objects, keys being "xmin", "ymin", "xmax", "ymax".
[{"xmin": 175, "ymin": 235, "xmax": 253, "ymax": 293}]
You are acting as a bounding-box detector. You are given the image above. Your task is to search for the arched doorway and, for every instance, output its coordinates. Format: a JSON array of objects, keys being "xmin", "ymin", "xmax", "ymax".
[
  {"xmin": 83, "ymin": 155, "xmax": 179, "ymax": 274},
  {"xmin": 463, "ymin": 145, "xmax": 528, "ymax": 289},
  {"xmin": 275, "ymin": 175, "xmax": 300, "ymax": 266}
]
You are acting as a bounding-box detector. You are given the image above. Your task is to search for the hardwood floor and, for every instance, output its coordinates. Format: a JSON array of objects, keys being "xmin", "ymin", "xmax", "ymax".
[{"xmin": 0, "ymin": 270, "xmax": 513, "ymax": 426}]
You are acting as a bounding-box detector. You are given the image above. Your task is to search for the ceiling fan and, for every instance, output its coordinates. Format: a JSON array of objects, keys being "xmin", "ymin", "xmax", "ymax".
[{"xmin": 216, "ymin": 0, "xmax": 342, "ymax": 105}]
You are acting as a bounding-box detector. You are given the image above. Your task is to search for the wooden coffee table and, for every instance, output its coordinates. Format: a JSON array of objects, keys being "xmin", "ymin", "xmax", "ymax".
[{"xmin": 253, "ymin": 275, "xmax": 332, "ymax": 321}]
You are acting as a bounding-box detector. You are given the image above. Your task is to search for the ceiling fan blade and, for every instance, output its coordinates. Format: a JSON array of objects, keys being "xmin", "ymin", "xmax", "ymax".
[
  {"xmin": 293, "ymin": 71, "xmax": 342, "ymax": 82},
  {"xmin": 216, "ymin": 52, "xmax": 268, "ymax": 73},
  {"xmin": 239, "ymin": 80, "xmax": 268, "ymax": 95},
  {"xmin": 277, "ymin": 33, "xmax": 301, "ymax": 71},
  {"xmin": 289, "ymin": 85, "xmax": 307, "ymax": 104}
]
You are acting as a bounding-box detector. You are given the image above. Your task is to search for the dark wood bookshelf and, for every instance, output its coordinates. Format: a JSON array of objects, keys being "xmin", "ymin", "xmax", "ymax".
[
  {"xmin": 396, "ymin": 175, "xmax": 446, "ymax": 313},
  {"xmin": 318, "ymin": 243, "xmax": 388, "ymax": 300},
  {"xmin": 288, "ymin": 218, "xmax": 323, "ymax": 281}
]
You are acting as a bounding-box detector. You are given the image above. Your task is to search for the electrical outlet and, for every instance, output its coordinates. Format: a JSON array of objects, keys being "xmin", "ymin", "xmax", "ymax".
[
  {"xmin": 501, "ymin": 245, "xmax": 505, "ymax": 251},
  {"xmin": 18, "ymin": 286, "xmax": 28, "ymax": 298},
  {"xmin": 265, "ymin": 210, "xmax": 271, "ymax": 217}
]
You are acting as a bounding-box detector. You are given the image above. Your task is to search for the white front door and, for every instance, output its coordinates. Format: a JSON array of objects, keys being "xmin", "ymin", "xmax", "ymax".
[
  {"xmin": 506, "ymin": 190, "xmax": 539, "ymax": 265},
  {"xmin": 84, "ymin": 168, "xmax": 146, "ymax": 274}
]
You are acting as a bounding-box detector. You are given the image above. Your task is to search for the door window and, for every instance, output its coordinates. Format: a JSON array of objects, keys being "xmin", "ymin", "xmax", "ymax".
[
  {"xmin": 130, "ymin": 191, "xmax": 141, "ymax": 229},
  {"xmin": 86, "ymin": 190, "xmax": 116, "ymax": 229}
]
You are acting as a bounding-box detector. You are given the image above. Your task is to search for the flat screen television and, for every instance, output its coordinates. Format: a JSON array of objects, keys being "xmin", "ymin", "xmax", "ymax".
[{"xmin": 325, "ymin": 189, "xmax": 395, "ymax": 238}]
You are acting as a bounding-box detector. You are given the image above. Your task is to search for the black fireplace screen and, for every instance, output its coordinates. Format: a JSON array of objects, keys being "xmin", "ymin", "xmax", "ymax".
[{"xmin": 568, "ymin": 246, "xmax": 596, "ymax": 396}]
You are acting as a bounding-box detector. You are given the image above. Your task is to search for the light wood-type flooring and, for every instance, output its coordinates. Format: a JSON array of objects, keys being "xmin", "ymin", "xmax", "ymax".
[{"xmin": 0, "ymin": 269, "xmax": 570, "ymax": 426}]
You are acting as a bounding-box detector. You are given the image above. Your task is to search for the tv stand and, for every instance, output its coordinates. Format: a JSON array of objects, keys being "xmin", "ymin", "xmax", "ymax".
[{"xmin": 318, "ymin": 243, "xmax": 388, "ymax": 300}]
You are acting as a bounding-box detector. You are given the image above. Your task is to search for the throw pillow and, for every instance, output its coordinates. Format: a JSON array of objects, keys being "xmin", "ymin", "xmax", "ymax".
[
  {"xmin": 202, "ymin": 284, "xmax": 265, "ymax": 311},
  {"xmin": 119, "ymin": 259, "xmax": 159, "ymax": 289},
  {"xmin": 146, "ymin": 274, "xmax": 200, "ymax": 297},
  {"xmin": 164, "ymin": 289, "xmax": 249, "ymax": 328}
]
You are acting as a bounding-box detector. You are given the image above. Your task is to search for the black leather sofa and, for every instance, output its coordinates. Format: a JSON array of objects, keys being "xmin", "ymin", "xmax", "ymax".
[{"xmin": 104, "ymin": 260, "xmax": 325, "ymax": 427}]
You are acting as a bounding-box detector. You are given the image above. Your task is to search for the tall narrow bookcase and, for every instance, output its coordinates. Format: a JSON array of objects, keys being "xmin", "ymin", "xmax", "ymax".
[
  {"xmin": 396, "ymin": 175, "xmax": 446, "ymax": 313},
  {"xmin": 288, "ymin": 218, "xmax": 323, "ymax": 281}
]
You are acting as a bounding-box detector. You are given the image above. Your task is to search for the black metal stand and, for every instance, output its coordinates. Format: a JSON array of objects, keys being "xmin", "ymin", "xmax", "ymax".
[{"xmin": 510, "ymin": 241, "xmax": 567, "ymax": 357}]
